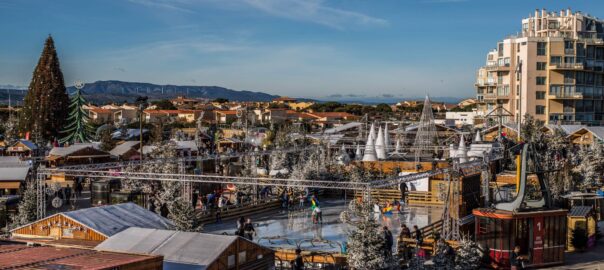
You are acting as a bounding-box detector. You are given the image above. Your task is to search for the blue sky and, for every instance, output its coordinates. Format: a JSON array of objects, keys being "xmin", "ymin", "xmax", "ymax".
[{"xmin": 0, "ymin": 0, "xmax": 601, "ymax": 99}]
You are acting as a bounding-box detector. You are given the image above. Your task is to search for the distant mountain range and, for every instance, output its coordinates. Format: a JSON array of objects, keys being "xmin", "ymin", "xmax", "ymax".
[
  {"xmin": 0, "ymin": 80, "xmax": 470, "ymax": 105},
  {"xmin": 0, "ymin": 80, "xmax": 280, "ymax": 104},
  {"xmin": 67, "ymin": 80, "xmax": 280, "ymax": 103}
]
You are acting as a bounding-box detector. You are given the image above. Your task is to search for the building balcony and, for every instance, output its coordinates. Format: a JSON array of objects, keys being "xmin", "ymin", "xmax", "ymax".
[
  {"xmin": 483, "ymin": 93, "xmax": 511, "ymax": 100},
  {"xmin": 485, "ymin": 64, "xmax": 511, "ymax": 71},
  {"xmin": 475, "ymin": 80, "xmax": 496, "ymax": 87},
  {"xmin": 549, "ymin": 62, "xmax": 584, "ymax": 70},
  {"xmin": 548, "ymin": 91, "xmax": 583, "ymax": 99},
  {"xmin": 549, "ymin": 113, "xmax": 576, "ymax": 123}
]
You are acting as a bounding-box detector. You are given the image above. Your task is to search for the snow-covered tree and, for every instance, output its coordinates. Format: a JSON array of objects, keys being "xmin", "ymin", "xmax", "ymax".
[
  {"xmin": 269, "ymin": 150, "xmax": 289, "ymax": 171},
  {"xmin": 455, "ymin": 238, "xmax": 482, "ymax": 270},
  {"xmin": 432, "ymin": 240, "xmax": 455, "ymax": 270},
  {"xmin": 3, "ymin": 115, "xmax": 18, "ymax": 145},
  {"xmin": 572, "ymin": 142, "xmax": 604, "ymax": 191},
  {"xmin": 343, "ymin": 200, "xmax": 388, "ymax": 270},
  {"xmin": 169, "ymin": 197, "xmax": 203, "ymax": 232},
  {"xmin": 11, "ymin": 180, "xmax": 38, "ymax": 228}
]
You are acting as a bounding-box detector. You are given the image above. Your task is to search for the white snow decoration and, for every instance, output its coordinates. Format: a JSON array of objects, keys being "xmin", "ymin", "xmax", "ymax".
[
  {"xmin": 355, "ymin": 143, "xmax": 362, "ymax": 160},
  {"xmin": 375, "ymin": 126, "xmax": 386, "ymax": 160},
  {"xmin": 384, "ymin": 123, "xmax": 390, "ymax": 153},
  {"xmin": 362, "ymin": 123, "xmax": 377, "ymax": 161},
  {"xmin": 474, "ymin": 130, "xmax": 482, "ymax": 142},
  {"xmin": 456, "ymin": 134, "xmax": 468, "ymax": 163}
]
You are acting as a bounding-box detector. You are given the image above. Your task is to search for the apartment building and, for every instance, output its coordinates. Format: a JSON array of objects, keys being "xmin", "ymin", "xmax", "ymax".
[{"xmin": 476, "ymin": 8, "xmax": 604, "ymax": 125}]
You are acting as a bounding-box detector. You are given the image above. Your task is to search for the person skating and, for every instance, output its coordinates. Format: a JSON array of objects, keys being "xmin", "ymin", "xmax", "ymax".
[
  {"xmin": 236, "ymin": 216, "xmax": 245, "ymax": 237},
  {"xmin": 243, "ymin": 218, "xmax": 256, "ymax": 241}
]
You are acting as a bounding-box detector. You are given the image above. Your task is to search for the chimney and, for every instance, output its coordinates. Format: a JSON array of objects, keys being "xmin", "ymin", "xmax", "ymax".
[
  {"xmin": 567, "ymin": 8, "xmax": 571, "ymax": 17},
  {"xmin": 541, "ymin": 9, "xmax": 546, "ymax": 18},
  {"xmin": 535, "ymin": 9, "xmax": 539, "ymax": 18}
]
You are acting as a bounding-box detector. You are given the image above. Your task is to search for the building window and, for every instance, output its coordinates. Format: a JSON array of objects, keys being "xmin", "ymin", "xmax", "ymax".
[
  {"xmin": 498, "ymin": 43, "xmax": 504, "ymax": 57},
  {"xmin": 537, "ymin": 62, "xmax": 547, "ymax": 70},
  {"xmin": 536, "ymin": 77, "xmax": 546, "ymax": 85},
  {"xmin": 548, "ymin": 20, "xmax": 560, "ymax": 29},
  {"xmin": 550, "ymin": 56, "xmax": 562, "ymax": 64},
  {"xmin": 536, "ymin": 91, "xmax": 546, "ymax": 100},
  {"xmin": 536, "ymin": 105, "xmax": 545, "ymax": 115},
  {"xmin": 537, "ymin": 42, "xmax": 547, "ymax": 56}
]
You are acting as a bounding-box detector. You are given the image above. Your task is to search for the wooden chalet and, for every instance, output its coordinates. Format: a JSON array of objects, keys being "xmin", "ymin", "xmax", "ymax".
[
  {"xmin": 47, "ymin": 143, "xmax": 112, "ymax": 166},
  {"xmin": 0, "ymin": 156, "xmax": 30, "ymax": 195},
  {"xmin": 109, "ymin": 141, "xmax": 141, "ymax": 161},
  {"xmin": 566, "ymin": 126, "xmax": 604, "ymax": 145},
  {"xmin": 96, "ymin": 227, "xmax": 275, "ymax": 270},
  {"xmin": 10, "ymin": 203, "xmax": 172, "ymax": 247},
  {"xmin": 6, "ymin": 140, "xmax": 40, "ymax": 157}
]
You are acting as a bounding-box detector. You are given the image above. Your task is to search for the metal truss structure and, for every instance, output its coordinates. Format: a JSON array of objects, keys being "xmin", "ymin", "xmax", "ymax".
[
  {"xmin": 56, "ymin": 145, "xmax": 316, "ymax": 171},
  {"xmin": 36, "ymin": 144, "xmax": 504, "ymax": 218}
]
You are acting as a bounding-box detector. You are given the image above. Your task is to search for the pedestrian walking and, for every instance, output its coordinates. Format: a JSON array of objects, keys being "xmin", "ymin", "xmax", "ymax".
[
  {"xmin": 413, "ymin": 225, "xmax": 423, "ymax": 246},
  {"xmin": 292, "ymin": 248, "xmax": 304, "ymax": 270},
  {"xmin": 383, "ymin": 226, "xmax": 393, "ymax": 258}
]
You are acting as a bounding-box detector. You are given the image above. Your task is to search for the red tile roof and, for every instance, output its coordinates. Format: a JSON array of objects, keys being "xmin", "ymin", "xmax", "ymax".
[
  {"xmin": 308, "ymin": 112, "xmax": 355, "ymax": 118},
  {"xmin": 215, "ymin": 110, "xmax": 238, "ymax": 115},
  {"xmin": 273, "ymin": 96, "xmax": 297, "ymax": 102}
]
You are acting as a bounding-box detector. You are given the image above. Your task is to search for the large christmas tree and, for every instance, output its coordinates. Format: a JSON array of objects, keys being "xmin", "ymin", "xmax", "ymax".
[
  {"xmin": 60, "ymin": 83, "xmax": 93, "ymax": 144},
  {"xmin": 20, "ymin": 35, "xmax": 70, "ymax": 142}
]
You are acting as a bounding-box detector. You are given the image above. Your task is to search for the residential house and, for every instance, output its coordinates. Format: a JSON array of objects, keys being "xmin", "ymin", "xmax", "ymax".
[
  {"xmin": 215, "ymin": 110, "xmax": 237, "ymax": 124},
  {"xmin": 113, "ymin": 104, "xmax": 139, "ymax": 124},
  {"xmin": 144, "ymin": 110, "xmax": 203, "ymax": 123},
  {"xmin": 89, "ymin": 108, "xmax": 114, "ymax": 123}
]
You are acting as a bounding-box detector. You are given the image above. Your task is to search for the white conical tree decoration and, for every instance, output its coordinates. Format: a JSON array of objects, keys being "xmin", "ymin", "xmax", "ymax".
[
  {"xmin": 362, "ymin": 123, "xmax": 377, "ymax": 161},
  {"xmin": 384, "ymin": 123, "xmax": 390, "ymax": 153},
  {"xmin": 474, "ymin": 130, "xmax": 482, "ymax": 142},
  {"xmin": 457, "ymin": 135, "xmax": 468, "ymax": 163},
  {"xmin": 449, "ymin": 143, "xmax": 457, "ymax": 159},
  {"xmin": 375, "ymin": 126, "xmax": 386, "ymax": 159},
  {"xmin": 355, "ymin": 143, "xmax": 362, "ymax": 160}
]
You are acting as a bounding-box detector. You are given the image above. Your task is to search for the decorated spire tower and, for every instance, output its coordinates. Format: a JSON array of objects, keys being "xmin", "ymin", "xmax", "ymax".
[{"xmin": 60, "ymin": 81, "xmax": 93, "ymax": 144}]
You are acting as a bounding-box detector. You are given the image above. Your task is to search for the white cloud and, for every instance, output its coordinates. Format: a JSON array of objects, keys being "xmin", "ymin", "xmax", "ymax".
[
  {"xmin": 127, "ymin": 0, "xmax": 195, "ymax": 13},
  {"xmin": 127, "ymin": 0, "xmax": 387, "ymax": 30},
  {"xmin": 103, "ymin": 38, "xmax": 251, "ymax": 62},
  {"xmin": 242, "ymin": 0, "xmax": 388, "ymax": 29}
]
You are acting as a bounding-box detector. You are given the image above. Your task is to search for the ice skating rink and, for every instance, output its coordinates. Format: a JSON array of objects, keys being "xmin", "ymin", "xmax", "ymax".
[{"xmin": 203, "ymin": 199, "xmax": 443, "ymax": 251}]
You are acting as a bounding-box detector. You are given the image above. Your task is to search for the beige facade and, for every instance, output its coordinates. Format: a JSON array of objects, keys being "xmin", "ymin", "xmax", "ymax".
[{"xmin": 476, "ymin": 9, "xmax": 604, "ymax": 125}]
